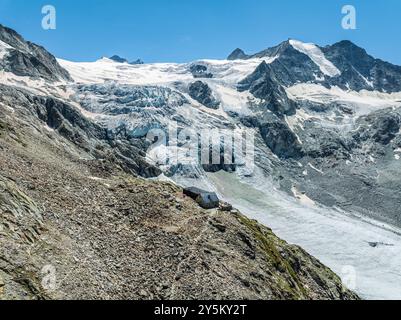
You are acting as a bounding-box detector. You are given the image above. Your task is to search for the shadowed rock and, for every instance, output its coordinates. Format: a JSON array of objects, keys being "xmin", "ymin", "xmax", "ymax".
[{"xmin": 189, "ymin": 81, "xmax": 220, "ymax": 109}]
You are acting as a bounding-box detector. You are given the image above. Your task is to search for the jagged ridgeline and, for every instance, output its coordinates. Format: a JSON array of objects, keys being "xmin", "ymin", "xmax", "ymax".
[
  {"xmin": 0, "ymin": 24, "xmax": 71, "ymax": 82},
  {"xmin": 7, "ymin": 22, "xmax": 401, "ymax": 299}
]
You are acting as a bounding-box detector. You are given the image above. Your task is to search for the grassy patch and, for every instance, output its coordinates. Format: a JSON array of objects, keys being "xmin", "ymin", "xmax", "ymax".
[{"xmin": 235, "ymin": 212, "xmax": 309, "ymax": 299}]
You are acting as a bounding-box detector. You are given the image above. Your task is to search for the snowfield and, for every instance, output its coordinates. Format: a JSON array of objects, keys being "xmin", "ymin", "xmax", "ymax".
[
  {"xmin": 286, "ymin": 83, "xmax": 401, "ymax": 119},
  {"xmin": 289, "ymin": 39, "xmax": 341, "ymax": 77},
  {"xmin": 57, "ymin": 57, "xmax": 269, "ymax": 86}
]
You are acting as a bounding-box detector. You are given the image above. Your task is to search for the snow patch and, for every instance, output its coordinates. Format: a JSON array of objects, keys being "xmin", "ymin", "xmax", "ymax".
[
  {"xmin": 291, "ymin": 186, "xmax": 316, "ymax": 206},
  {"xmin": 286, "ymin": 83, "xmax": 401, "ymax": 117},
  {"xmin": 0, "ymin": 40, "xmax": 12, "ymax": 59},
  {"xmin": 308, "ymin": 163, "xmax": 324, "ymax": 174},
  {"xmin": 289, "ymin": 40, "xmax": 341, "ymax": 77},
  {"xmin": 58, "ymin": 57, "xmax": 272, "ymax": 86},
  {"xmin": 210, "ymin": 83, "xmax": 255, "ymax": 115}
]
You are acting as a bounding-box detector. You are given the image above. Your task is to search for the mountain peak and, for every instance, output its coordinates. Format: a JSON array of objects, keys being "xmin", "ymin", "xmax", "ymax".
[
  {"xmin": 331, "ymin": 40, "xmax": 359, "ymax": 48},
  {"xmin": 109, "ymin": 55, "xmax": 128, "ymax": 63},
  {"xmin": 130, "ymin": 58, "xmax": 144, "ymax": 65},
  {"xmin": 227, "ymin": 48, "xmax": 248, "ymax": 60},
  {"xmin": 108, "ymin": 56, "xmax": 144, "ymax": 65},
  {"xmin": 0, "ymin": 24, "xmax": 71, "ymax": 82}
]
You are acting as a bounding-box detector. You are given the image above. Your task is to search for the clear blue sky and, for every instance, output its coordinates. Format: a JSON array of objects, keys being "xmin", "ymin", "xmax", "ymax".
[{"xmin": 0, "ymin": 0, "xmax": 400, "ymax": 64}]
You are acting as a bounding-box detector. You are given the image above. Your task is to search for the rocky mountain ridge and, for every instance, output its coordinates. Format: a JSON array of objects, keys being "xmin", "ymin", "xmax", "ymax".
[
  {"xmin": 0, "ymin": 24, "xmax": 71, "ymax": 82},
  {"xmin": 229, "ymin": 39, "xmax": 401, "ymax": 92}
]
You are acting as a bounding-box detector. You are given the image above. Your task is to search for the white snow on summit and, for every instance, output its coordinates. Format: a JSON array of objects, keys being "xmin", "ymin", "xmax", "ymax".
[
  {"xmin": 57, "ymin": 57, "xmax": 269, "ymax": 86},
  {"xmin": 289, "ymin": 39, "xmax": 341, "ymax": 77}
]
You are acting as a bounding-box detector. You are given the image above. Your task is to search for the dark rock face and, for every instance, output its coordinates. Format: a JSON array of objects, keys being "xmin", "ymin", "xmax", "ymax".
[
  {"xmin": 0, "ymin": 24, "xmax": 71, "ymax": 82},
  {"xmin": 267, "ymin": 42, "xmax": 325, "ymax": 87},
  {"xmin": 239, "ymin": 40, "xmax": 326, "ymax": 88},
  {"xmin": 354, "ymin": 109, "xmax": 401, "ymax": 145},
  {"xmin": 234, "ymin": 39, "xmax": 401, "ymax": 167},
  {"xmin": 109, "ymin": 56, "xmax": 144, "ymax": 65},
  {"xmin": 190, "ymin": 64, "xmax": 213, "ymax": 78},
  {"xmin": 198, "ymin": 135, "xmax": 237, "ymax": 173},
  {"xmin": 239, "ymin": 61, "xmax": 297, "ymax": 116},
  {"xmin": 322, "ymin": 40, "xmax": 401, "ymax": 93},
  {"xmin": 201, "ymin": 155, "xmax": 237, "ymax": 174},
  {"xmin": 259, "ymin": 122, "xmax": 304, "ymax": 159},
  {"xmin": 189, "ymin": 81, "xmax": 220, "ymax": 109},
  {"xmin": 227, "ymin": 48, "xmax": 248, "ymax": 60},
  {"xmin": 130, "ymin": 59, "xmax": 144, "ymax": 65},
  {"xmin": 278, "ymin": 105, "xmax": 401, "ymax": 227},
  {"xmin": 302, "ymin": 127, "xmax": 351, "ymax": 159},
  {"xmin": 109, "ymin": 55, "xmax": 128, "ymax": 63}
]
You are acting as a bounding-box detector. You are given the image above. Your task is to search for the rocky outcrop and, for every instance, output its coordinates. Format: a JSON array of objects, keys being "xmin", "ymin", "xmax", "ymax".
[
  {"xmin": 0, "ymin": 175, "xmax": 49, "ymax": 300},
  {"xmin": 354, "ymin": 109, "xmax": 401, "ymax": 145},
  {"xmin": 238, "ymin": 61, "xmax": 297, "ymax": 116},
  {"xmin": 0, "ymin": 24, "xmax": 71, "ymax": 82},
  {"xmin": 190, "ymin": 64, "xmax": 213, "ymax": 79},
  {"xmin": 130, "ymin": 59, "xmax": 144, "ymax": 65},
  {"xmin": 227, "ymin": 48, "xmax": 248, "ymax": 60},
  {"xmin": 189, "ymin": 81, "xmax": 220, "ymax": 109},
  {"xmin": 109, "ymin": 55, "xmax": 128, "ymax": 63},
  {"xmin": 322, "ymin": 40, "xmax": 401, "ymax": 93},
  {"xmin": 108, "ymin": 56, "xmax": 144, "ymax": 65},
  {"xmin": 259, "ymin": 121, "xmax": 304, "ymax": 159}
]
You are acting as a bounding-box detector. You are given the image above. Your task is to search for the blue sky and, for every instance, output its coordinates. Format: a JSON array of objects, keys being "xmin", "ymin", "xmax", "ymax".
[{"xmin": 0, "ymin": 0, "xmax": 400, "ymax": 64}]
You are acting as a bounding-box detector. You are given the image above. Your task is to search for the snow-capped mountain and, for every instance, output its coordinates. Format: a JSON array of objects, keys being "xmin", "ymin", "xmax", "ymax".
[
  {"xmin": 2, "ymin": 23, "xmax": 401, "ymax": 299},
  {"xmin": 229, "ymin": 38, "xmax": 401, "ymax": 92}
]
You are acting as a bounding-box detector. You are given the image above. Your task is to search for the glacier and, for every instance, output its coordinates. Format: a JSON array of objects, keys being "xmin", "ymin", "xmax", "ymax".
[{"xmin": 173, "ymin": 170, "xmax": 401, "ymax": 300}]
